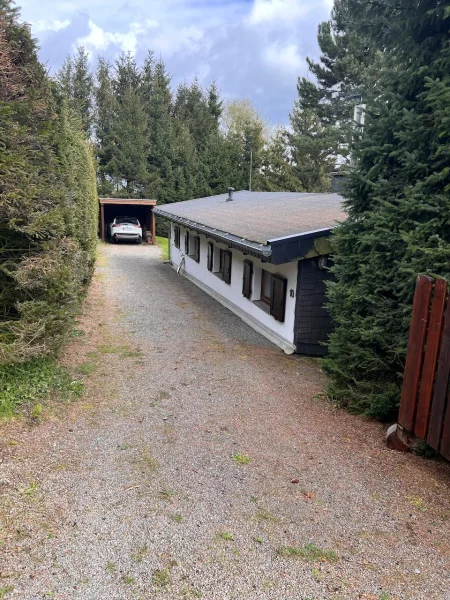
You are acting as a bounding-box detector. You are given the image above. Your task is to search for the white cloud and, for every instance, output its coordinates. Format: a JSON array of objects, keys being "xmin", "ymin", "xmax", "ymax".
[
  {"xmin": 76, "ymin": 19, "xmax": 159, "ymax": 56},
  {"xmin": 32, "ymin": 19, "xmax": 71, "ymax": 33},
  {"xmin": 20, "ymin": 0, "xmax": 332, "ymax": 124},
  {"xmin": 265, "ymin": 42, "xmax": 303, "ymax": 73},
  {"xmin": 151, "ymin": 25, "xmax": 208, "ymax": 57},
  {"xmin": 249, "ymin": 0, "xmax": 311, "ymax": 25}
]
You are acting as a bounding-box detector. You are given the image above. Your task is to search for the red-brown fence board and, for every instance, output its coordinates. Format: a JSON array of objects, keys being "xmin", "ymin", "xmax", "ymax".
[
  {"xmin": 415, "ymin": 278, "xmax": 447, "ymax": 439},
  {"xmin": 395, "ymin": 275, "xmax": 450, "ymax": 461},
  {"xmin": 427, "ymin": 297, "xmax": 450, "ymax": 452},
  {"xmin": 398, "ymin": 276, "xmax": 433, "ymax": 432},
  {"xmin": 440, "ymin": 407, "xmax": 450, "ymax": 461}
]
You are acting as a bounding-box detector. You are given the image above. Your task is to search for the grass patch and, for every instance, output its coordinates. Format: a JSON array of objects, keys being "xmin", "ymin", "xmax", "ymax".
[
  {"xmin": 217, "ymin": 531, "xmax": 234, "ymax": 541},
  {"xmin": 181, "ymin": 585, "xmax": 202, "ymax": 598},
  {"xmin": 77, "ymin": 361, "xmax": 98, "ymax": 376},
  {"xmin": 20, "ymin": 481, "xmax": 38, "ymax": 499},
  {"xmin": 169, "ymin": 513, "xmax": 183, "ymax": 523},
  {"xmin": 277, "ymin": 543, "xmax": 338, "ymax": 562},
  {"xmin": 121, "ymin": 574, "xmax": 135, "ymax": 585},
  {"xmin": 153, "ymin": 568, "xmax": 171, "ymax": 589},
  {"xmin": 106, "ymin": 561, "xmax": 116, "ymax": 573},
  {"xmin": 0, "ymin": 359, "xmax": 84, "ymax": 419},
  {"xmin": 156, "ymin": 236, "xmax": 169, "ymax": 261},
  {"xmin": 256, "ymin": 510, "xmax": 279, "ymax": 523},
  {"xmin": 97, "ymin": 344, "xmax": 143, "ymax": 359},
  {"xmin": 131, "ymin": 545, "xmax": 148, "ymax": 563},
  {"xmin": 159, "ymin": 488, "xmax": 177, "ymax": 502},
  {"xmin": 231, "ymin": 453, "xmax": 250, "ymax": 465},
  {"xmin": 141, "ymin": 448, "xmax": 159, "ymax": 471},
  {"xmin": 0, "ymin": 586, "xmax": 14, "ymax": 599},
  {"xmin": 70, "ymin": 328, "xmax": 85, "ymax": 338},
  {"xmin": 408, "ymin": 496, "xmax": 425, "ymax": 510}
]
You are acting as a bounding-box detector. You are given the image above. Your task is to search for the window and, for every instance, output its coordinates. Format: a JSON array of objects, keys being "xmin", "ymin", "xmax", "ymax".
[
  {"xmin": 174, "ymin": 226, "xmax": 181, "ymax": 249},
  {"xmin": 259, "ymin": 269, "xmax": 287, "ymax": 322},
  {"xmin": 261, "ymin": 270, "xmax": 272, "ymax": 304},
  {"xmin": 185, "ymin": 231, "xmax": 190, "ymax": 254},
  {"xmin": 193, "ymin": 236, "xmax": 200, "ymax": 263},
  {"xmin": 242, "ymin": 260, "xmax": 253, "ymax": 299},
  {"xmin": 207, "ymin": 242, "xmax": 214, "ymax": 272},
  {"xmin": 116, "ymin": 216, "xmax": 140, "ymax": 225},
  {"xmin": 270, "ymin": 274, "xmax": 287, "ymax": 322},
  {"xmin": 219, "ymin": 249, "xmax": 232, "ymax": 284}
]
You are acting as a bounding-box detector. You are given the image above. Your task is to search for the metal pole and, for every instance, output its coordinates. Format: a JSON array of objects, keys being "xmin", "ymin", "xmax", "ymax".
[{"xmin": 249, "ymin": 149, "xmax": 253, "ymax": 191}]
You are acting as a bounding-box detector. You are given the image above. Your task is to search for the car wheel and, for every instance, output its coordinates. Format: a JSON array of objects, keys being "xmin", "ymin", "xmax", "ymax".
[
  {"xmin": 110, "ymin": 235, "xmax": 116, "ymax": 244},
  {"xmin": 137, "ymin": 237, "xmax": 142, "ymax": 245}
]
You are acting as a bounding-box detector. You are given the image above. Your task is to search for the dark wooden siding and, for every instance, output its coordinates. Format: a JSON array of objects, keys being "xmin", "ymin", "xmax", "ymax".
[{"xmin": 294, "ymin": 257, "xmax": 334, "ymax": 357}]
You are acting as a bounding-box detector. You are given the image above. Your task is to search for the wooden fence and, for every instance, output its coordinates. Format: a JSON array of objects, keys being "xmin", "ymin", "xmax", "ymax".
[{"xmin": 387, "ymin": 275, "xmax": 450, "ymax": 460}]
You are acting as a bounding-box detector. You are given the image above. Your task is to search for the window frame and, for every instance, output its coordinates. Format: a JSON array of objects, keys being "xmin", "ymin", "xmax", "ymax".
[
  {"xmin": 219, "ymin": 249, "xmax": 232, "ymax": 285},
  {"xmin": 193, "ymin": 235, "xmax": 200, "ymax": 263},
  {"xmin": 174, "ymin": 226, "xmax": 181, "ymax": 249},
  {"xmin": 184, "ymin": 231, "xmax": 190, "ymax": 254},
  {"xmin": 207, "ymin": 242, "xmax": 214, "ymax": 272},
  {"xmin": 242, "ymin": 260, "xmax": 253, "ymax": 299},
  {"xmin": 260, "ymin": 269, "xmax": 272, "ymax": 305},
  {"xmin": 270, "ymin": 273, "xmax": 287, "ymax": 322}
]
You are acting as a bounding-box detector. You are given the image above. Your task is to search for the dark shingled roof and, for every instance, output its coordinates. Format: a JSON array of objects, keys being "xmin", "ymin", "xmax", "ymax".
[{"xmin": 154, "ymin": 191, "xmax": 344, "ymax": 245}]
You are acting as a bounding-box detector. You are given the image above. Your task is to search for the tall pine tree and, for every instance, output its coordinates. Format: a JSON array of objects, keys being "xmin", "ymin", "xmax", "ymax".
[
  {"xmin": 94, "ymin": 57, "xmax": 116, "ymax": 195},
  {"xmin": 56, "ymin": 46, "xmax": 93, "ymax": 136},
  {"xmin": 324, "ymin": 0, "xmax": 450, "ymax": 419}
]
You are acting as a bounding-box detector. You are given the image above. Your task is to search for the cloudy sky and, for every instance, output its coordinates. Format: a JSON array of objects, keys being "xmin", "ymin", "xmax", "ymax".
[{"xmin": 19, "ymin": 0, "xmax": 333, "ymax": 125}]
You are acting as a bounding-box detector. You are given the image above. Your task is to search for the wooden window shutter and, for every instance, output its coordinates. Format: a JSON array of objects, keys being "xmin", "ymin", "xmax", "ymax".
[
  {"xmin": 223, "ymin": 250, "xmax": 232, "ymax": 284},
  {"xmin": 242, "ymin": 260, "xmax": 253, "ymax": 299},
  {"xmin": 174, "ymin": 226, "xmax": 180, "ymax": 249},
  {"xmin": 207, "ymin": 242, "xmax": 214, "ymax": 272},
  {"xmin": 270, "ymin": 274, "xmax": 287, "ymax": 322},
  {"xmin": 194, "ymin": 236, "xmax": 200, "ymax": 262},
  {"xmin": 185, "ymin": 231, "xmax": 190, "ymax": 254}
]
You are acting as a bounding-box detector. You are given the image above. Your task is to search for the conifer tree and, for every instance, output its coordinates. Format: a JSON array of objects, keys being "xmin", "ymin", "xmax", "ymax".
[
  {"xmin": 114, "ymin": 51, "xmax": 141, "ymax": 101},
  {"xmin": 324, "ymin": 0, "xmax": 450, "ymax": 419},
  {"xmin": 288, "ymin": 0, "xmax": 379, "ymax": 189},
  {"xmin": 257, "ymin": 128, "xmax": 303, "ymax": 192},
  {"xmin": 56, "ymin": 46, "xmax": 93, "ymax": 136},
  {"xmin": 94, "ymin": 57, "xmax": 116, "ymax": 195},
  {"xmin": 289, "ymin": 107, "xmax": 335, "ymax": 192},
  {"xmin": 222, "ymin": 99, "xmax": 266, "ymax": 191},
  {"xmin": 107, "ymin": 86, "xmax": 149, "ymax": 197},
  {"xmin": 72, "ymin": 46, "xmax": 93, "ymax": 135},
  {"xmin": 145, "ymin": 58, "xmax": 176, "ymax": 203}
]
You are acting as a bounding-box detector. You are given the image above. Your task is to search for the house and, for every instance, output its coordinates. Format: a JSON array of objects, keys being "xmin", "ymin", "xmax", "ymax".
[{"xmin": 153, "ymin": 189, "xmax": 344, "ymax": 356}]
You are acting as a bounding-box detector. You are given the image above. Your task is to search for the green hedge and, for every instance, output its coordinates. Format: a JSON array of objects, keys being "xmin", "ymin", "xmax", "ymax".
[{"xmin": 0, "ymin": 1, "xmax": 98, "ymax": 364}]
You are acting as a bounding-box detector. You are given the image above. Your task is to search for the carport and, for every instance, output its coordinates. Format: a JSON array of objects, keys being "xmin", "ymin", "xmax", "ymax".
[{"xmin": 99, "ymin": 198, "xmax": 157, "ymax": 243}]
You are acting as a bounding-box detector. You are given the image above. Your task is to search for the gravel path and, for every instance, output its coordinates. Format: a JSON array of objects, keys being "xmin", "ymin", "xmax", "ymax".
[{"xmin": 1, "ymin": 244, "xmax": 449, "ymax": 600}]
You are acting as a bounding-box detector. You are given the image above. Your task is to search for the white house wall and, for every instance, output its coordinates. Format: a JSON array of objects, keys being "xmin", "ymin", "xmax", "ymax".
[{"xmin": 170, "ymin": 223, "xmax": 298, "ymax": 354}]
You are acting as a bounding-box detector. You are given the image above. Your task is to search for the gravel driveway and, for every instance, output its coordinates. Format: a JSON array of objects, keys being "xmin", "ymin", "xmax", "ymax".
[{"xmin": 1, "ymin": 244, "xmax": 449, "ymax": 600}]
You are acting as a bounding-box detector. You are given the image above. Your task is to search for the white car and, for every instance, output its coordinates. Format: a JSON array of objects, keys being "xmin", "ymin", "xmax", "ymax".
[{"xmin": 109, "ymin": 216, "xmax": 142, "ymax": 244}]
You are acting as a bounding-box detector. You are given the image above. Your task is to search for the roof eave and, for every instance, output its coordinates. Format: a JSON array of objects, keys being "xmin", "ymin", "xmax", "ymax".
[{"xmin": 269, "ymin": 228, "xmax": 334, "ymax": 264}]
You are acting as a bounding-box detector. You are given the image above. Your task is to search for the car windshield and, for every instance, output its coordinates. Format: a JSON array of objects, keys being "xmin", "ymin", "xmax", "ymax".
[{"xmin": 115, "ymin": 217, "xmax": 139, "ymax": 225}]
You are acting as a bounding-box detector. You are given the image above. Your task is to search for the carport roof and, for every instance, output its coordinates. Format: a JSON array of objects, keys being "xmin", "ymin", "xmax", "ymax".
[
  {"xmin": 99, "ymin": 198, "xmax": 156, "ymax": 205},
  {"xmin": 153, "ymin": 191, "xmax": 344, "ymax": 245}
]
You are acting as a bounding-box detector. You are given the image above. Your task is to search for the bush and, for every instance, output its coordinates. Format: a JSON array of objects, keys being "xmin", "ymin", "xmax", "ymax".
[{"xmin": 0, "ymin": 1, "xmax": 98, "ymax": 364}]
